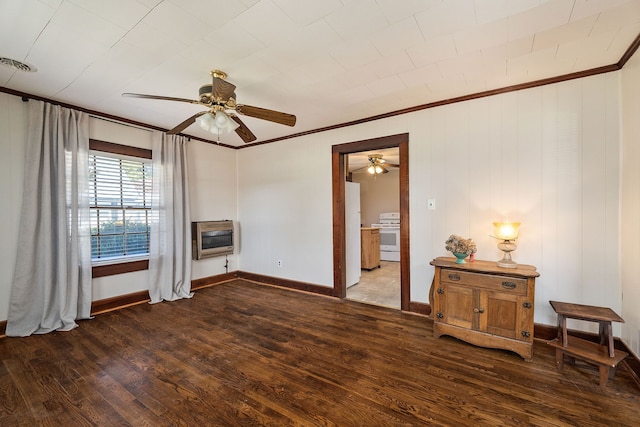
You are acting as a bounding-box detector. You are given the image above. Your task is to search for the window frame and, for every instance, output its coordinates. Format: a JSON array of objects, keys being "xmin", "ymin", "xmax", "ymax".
[{"xmin": 89, "ymin": 139, "xmax": 152, "ymax": 278}]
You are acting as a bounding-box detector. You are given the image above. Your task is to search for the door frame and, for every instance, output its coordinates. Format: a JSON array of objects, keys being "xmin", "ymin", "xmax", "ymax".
[{"xmin": 331, "ymin": 133, "xmax": 410, "ymax": 310}]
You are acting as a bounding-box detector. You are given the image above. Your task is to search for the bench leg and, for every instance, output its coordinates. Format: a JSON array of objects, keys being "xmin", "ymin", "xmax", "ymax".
[
  {"xmin": 608, "ymin": 365, "xmax": 619, "ymax": 380},
  {"xmin": 555, "ymin": 348, "xmax": 564, "ymax": 371},
  {"xmin": 599, "ymin": 365, "xmax": 610, "ymax": 388}
]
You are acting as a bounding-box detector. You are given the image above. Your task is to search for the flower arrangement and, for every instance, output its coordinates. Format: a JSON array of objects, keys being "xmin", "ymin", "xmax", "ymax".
[{"xmin": 445, "ymin": 234, "xmax": 477, "ymax": 256}]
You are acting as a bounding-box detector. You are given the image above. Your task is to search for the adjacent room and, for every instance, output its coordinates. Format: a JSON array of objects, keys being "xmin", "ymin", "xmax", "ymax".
[{"xmin": 1, "ymin": 1, "xmax": 639, "ymax": 425}]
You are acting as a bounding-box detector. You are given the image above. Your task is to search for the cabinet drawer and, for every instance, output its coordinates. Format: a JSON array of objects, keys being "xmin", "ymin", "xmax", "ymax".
[{"xmin": 440, "ymin": 269, "xmax": 527, "ymax": 296}]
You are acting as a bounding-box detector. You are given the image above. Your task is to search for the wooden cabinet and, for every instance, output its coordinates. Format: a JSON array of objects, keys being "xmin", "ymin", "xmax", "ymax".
[
  {"xmin": 429, "ymin": 257, "xmax": 539, "ymax": 361},
  {"xmin": 360, "ymin": 227, "xmax": 380, "ymax": 270}
]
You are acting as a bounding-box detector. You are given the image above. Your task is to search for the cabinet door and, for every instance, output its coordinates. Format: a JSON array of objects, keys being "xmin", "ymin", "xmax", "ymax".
[
  {"xmin": 439, "ymin": 283, "xmax": 475, "ymax": 329},
  {"xmin": 369, "ymin": 229, "xmax": 380, "ymax": 264},
  {"xmin": 481, "ymin": 291, "xmax": 534, "ymax": 341},
  {"xmin": 360, "ymin": 229, "xmax": 380, "ymax": 269},
  {"xmin": 480, "ymin": 291, "xmax": 520, "ymax": 339}
]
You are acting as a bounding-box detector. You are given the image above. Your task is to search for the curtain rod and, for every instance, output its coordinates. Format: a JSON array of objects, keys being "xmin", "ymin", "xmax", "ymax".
[
  {"xmin": 20, "ymin": 95, "xmax": 154, "ymax": 134},
  {"xmin": 4, "ymin": 87, "xmax": 236, "ymax": 149}
]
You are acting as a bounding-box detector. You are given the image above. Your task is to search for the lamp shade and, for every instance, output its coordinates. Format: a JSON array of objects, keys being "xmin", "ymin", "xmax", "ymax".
[
  {"xmin": 493, "ymin": 222, "xmax": 520, "ymax": 240},
  {"xmin": 214, "ymin": 110, "xmax": 228, "ymax": 127},
  {"xmin": 196, "ymin": 112, "xmax": 215, "ymax": 131},
  {"xmin": 216, "ymin": 110, "xmax": 240, "ymax": 133}
]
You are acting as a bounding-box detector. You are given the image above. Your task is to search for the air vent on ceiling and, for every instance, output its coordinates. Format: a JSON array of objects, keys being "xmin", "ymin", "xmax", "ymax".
[{"xmin": 0, "ymin": 57, "xmax": 37, "ymax": 72}]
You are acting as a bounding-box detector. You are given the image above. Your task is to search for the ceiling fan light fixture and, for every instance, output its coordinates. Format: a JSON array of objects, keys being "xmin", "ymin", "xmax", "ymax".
[
  {"xmin": 196, "ymin": 111, "xmax": 239, "ymax": 135},
  {"xmin": 196, "ymin": 112, "xmax": 215, "ymax": 131},
  {"xmin": 368, "ymin": 164, "xmax": 384, "ymax": 174},
  {"xmin": 215, "ymin": 110, "xmax": 240, "ymax": 132},
  {"xmin": 125, "ymin": 69, "xmax": 295, "ymax": 142}
]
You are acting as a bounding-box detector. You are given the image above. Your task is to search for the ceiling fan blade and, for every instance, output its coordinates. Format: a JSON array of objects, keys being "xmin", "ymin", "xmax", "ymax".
[
  {"xmin": 122, "ymin": 93, "xmax": 199, "ymax": 104},
  {"xmin": 167, "ymin": 111, "xmax": 207, "ymax": 134},
  {"xmin": 211, "ymin": 77, "xmax": 237, "ymax": 102},
  {"xmin": 386, "ymin": 163, "xmax": 400, "ymax": 168},
  {"xmin": 229, "ymin": 115, "xmax": 257, "ymax": 143},
  {"xmin": 236, "ymin": 104, "xmax": 296, "ymax": 127}
]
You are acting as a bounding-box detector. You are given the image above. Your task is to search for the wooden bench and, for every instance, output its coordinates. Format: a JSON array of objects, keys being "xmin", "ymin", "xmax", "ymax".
[{"xmin": 547, "ymin": 301, "xmax": 627, "ymax": 388}]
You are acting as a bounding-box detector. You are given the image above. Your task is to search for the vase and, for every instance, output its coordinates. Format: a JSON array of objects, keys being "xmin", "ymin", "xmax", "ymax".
[{"xmin": 453, "ymin": 252, "xmax": 468, "ymax": 264}]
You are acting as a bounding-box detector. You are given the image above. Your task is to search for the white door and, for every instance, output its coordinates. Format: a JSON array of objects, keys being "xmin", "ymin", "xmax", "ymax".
[{"xmin": 345, "ymin": 181, "xmax": 361, "ymax": 287}]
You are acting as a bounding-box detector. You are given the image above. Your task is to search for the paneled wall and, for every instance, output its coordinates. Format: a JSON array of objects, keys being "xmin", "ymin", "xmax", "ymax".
[
  {"xmin": 237, "ymin": 72, "xmax": 623, "ymax": 337},
  {"xmin": 237, "ymin": 138, "xmax": 335, "ymax": 282},
  {"xmin": 410, "ymin": 75, "xmax": 620, "ymax": 329},
  {"xmin": 187, "ymin": 138, "xmax": 239, "ymax": 279},
  {"xmin": 621, "ymin": 49, "xmax": 640, "ymax": 357}
]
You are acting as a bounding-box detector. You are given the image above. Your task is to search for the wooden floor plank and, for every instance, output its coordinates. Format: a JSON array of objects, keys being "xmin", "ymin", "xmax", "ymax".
[{"xmin": 0, "ymin": 279, "xmax": 638, "ymax": 426}]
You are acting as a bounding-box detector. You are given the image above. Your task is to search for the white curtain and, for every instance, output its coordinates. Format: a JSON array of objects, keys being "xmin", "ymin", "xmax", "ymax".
[
  {"xmin": 7, "ymin": 101, "xmax": 92, "ymax": 336},
  {"xmin": 149, "ymin": 132, "xmax": 192, "ymax": 303}
]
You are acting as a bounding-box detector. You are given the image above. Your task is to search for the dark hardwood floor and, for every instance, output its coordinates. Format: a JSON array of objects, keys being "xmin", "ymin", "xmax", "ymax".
[{"xmin": 1, "ymin": 279, "xmax": 638, "ymax": 426}]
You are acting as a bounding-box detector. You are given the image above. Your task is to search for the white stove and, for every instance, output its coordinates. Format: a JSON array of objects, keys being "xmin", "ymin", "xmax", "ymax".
[
  {"xmin": 372, "ymin": 212, "xmax": 400, "ymax": 261},
  {"xmin": 371, "ymin": 211, "xmax": 400, "ymax": 227}
]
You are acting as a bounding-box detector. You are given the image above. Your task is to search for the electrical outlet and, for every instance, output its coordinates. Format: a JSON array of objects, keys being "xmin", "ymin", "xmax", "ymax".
[
  {"xmin": 428, "ymin": 199, "xmax": 436, "ymax": 210},
  {"xmin": 277, "ymin": 259, "xmax": 283, "ymax": 268}
]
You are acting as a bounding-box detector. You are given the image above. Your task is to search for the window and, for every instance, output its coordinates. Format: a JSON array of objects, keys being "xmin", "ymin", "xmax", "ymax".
[{"xmin": 89, "ymin": 140, "xmax": 152, "ymax": 272}]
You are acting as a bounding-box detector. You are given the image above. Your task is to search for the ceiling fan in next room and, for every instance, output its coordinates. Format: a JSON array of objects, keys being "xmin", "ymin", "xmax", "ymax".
[
  {"xmin": 122, "ymin": 70, "xmax": 296, "ymax": 143},
  {"xmin": 360, "ymin": 154, "xmax": 399, "ymax": 175}
]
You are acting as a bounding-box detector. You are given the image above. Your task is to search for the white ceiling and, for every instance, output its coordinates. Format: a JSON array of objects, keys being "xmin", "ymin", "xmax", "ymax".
[{"xmin": 1, "ymin": 0, "xmax": 639, "ymax": 147}]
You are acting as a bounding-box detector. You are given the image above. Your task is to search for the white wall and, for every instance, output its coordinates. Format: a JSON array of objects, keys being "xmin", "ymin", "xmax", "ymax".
[
  {"xmin": 411, "ymin": 75, "xmax": 621, "ymax": 327},
  {"xmin": 188, "ymin": 139, "xmax": 239, "ymax": 279},
  {"xmin": 237, "ymin": 137, "xmax": 334, "ymax": 284},
  {"xmin": 237, "ymin": 73, "xmax": 623, "ymax": 334},
  {"xmin": 621, "ymin": 48, "xmax": 640, "ymax": 358},
  {"xmin": 0, "ymin": 95, "xmax": 238, "ymax": 320}
]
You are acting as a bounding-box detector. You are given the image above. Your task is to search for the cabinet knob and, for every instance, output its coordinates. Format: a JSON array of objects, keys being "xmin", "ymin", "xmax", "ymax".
[
  {"xmin": 521, "ymin": 331, "xmax": 530, "ymax": 338},
  {"xmin": 448, "ymin": 274, "xmax": 461, "ymax": 281},
  {"xmin": 436, "ymin": 312, "xmax": 444, "ymax": 319},
  {"xmin": 437, "ymin": 287, "xmax": 444, "ymax": 294},
  {"xmin": 522, "ymin": 302, "xmax": 532, "ymax": 309},
  {"xmin": 473, "ymin": 307, "xmax": 485, "ymax": 313}
]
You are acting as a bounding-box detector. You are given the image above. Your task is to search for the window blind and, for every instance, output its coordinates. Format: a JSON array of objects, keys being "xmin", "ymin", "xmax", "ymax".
[{"xmin": 89, "ymin": 151, "xmax": 152, "ymax": 262}]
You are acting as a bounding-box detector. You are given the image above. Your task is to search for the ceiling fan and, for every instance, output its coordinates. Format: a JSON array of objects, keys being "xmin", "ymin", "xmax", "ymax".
[
  {"xmin": 122, "ymin": 70, "xmax": 296, "ymax": 143},
  {"xmin": 357, "ymin": 154, "xmax": 399, "ymax": 174}
]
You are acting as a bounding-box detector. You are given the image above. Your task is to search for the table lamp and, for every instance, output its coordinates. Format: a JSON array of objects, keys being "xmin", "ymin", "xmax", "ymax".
[{"xmin": 493, "ymin": 222, "xmax": 520, "ymax": 268}]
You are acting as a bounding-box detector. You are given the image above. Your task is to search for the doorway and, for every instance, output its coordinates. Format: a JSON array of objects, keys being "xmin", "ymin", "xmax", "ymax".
[
  {"xmin": 331, "ymin": 133, "xmax": 410, "ymax": 310},
  {"xmin": 346, "ymin": 148, "xmax": 400, "ymax": 309}
]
